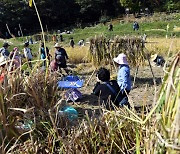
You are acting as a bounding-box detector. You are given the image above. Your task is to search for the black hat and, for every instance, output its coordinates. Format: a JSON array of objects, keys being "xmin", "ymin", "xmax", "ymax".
[{"xmin": 3, "ymin": 42, "xmax": 10, "ymax": 47}]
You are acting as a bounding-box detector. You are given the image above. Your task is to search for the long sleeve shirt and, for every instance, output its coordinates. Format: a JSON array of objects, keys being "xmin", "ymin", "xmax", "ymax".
[
  {"xmin": 0, "ymin": 47, "xmax": 9, "ymax": 58},
  {"xmin": 117, "ymin": 64, "xmax": 131, "ymax": 92},
  {"xmin": 24, "ymin": 47, "xmax": 32, "ymax": 60}
]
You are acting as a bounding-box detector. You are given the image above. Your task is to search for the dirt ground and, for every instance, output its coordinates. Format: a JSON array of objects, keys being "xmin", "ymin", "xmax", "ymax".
[{"xmin": 65, "ymin": 63, "xmax": 164, "ymax": 117}]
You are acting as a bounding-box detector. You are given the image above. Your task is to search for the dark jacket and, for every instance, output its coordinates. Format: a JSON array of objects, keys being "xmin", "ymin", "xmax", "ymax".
[
  {"xmin": 93, "ymin": 80, "xmax": 120, "ymax": 107},
  {"xmin": 55, "ymin": 48, "xmax": 68, "ymax": 68}
]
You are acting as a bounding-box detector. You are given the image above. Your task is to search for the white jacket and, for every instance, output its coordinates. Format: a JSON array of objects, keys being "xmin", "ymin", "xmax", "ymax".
[{"xmin": 24, "ymin": 47, "xmax": 32, "ymax": 60}]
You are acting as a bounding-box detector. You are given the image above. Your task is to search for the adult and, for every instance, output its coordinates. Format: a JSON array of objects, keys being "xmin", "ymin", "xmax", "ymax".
[
  {"xmin": 108, "ymin": 23, "xmax": 113, "ymax": 31},
  {"xmin": 0, "ymin": 42, "xmax": 10, "ymax": 59},
  {"xmin": 151, "ymin": 54, "xmax": 165, "ymax": 67},
  {"xmin": 69, "ymin": 37, "xmax": 75, "ymax": 48},
  {"xmin": 23, "ymin": 42, "xmax": 33, "ymax": 69},
  {"xmin": 133, "ymin": 21, "xmax": 139, "ymax": 31},
  {"xmin": 39, "ymin": 42, "xmax": 51, "ymax": 66},
  {"xmin": 78, "ymin": 39, "xmax": 85, "ymax": 46},
  {"xmin": 93, "ymin": 68, "xmax": 122, "ymax": 109},
  {"xmin": 9, "ymin": 47, "xmax": 21, "ymax": 69},
  {"xmin": 113, "ymin": 53, "xmax": 131, "ymax": 106},
  {"xmin": 54, "ymin": 43, "xmax": 69, "ymax": 69}
]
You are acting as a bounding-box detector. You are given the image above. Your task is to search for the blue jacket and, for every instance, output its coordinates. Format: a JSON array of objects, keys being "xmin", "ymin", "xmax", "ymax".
[{"xmin": 117, "ymin": 64, "xmax": 131, "ymax": 92}]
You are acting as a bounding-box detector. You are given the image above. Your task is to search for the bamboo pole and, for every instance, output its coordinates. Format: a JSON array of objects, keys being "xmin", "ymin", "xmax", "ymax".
[
  {"xmin": 32, "ymin": 0, "xmax": 48, "ymax": 67},
  {"xmin": 85, "ymin": 69, "xmax": 96, "ymax": 87},
  {"xmin": 18, "ymin": 24, "xmax": 24, "ymax": 38},
  {"xmin": 6, "ymin": 24, "xmax": 15, "ymax": 38}
]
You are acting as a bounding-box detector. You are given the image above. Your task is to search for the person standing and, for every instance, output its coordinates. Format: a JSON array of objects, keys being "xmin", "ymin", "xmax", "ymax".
[
  {"xmin": 0, "ymin": 42, "xmax": 10, "ymax": 59},
  {"xmin": 23, "ymin": 42, "xmax": 33, "ymax": 69},
  {"xmin": 108, "ymin": 23, "xmax": 113, "ymax": 31},
  {"xmin": 39, "ymin": 42, "xmax": 51, "ymax": 67},
  {"xmin": 133, "ymin": 21, "xmax": 139, "ymax": 31},
  {"xmin": 69, "ymin": 37, "xmax": 75, "ymax": 48},
  {"xmin": 113, "ymin": 53, "xmax": 131, "ymax": 106},
  {"xmin": 54, "ymin": 43, "xmax": 69, "ymax": 70}
]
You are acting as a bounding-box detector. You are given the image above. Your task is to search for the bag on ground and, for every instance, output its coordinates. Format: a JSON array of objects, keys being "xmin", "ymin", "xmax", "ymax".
[{"xmin": 65, "ymin": 88, "xmax": 82, "ymax": 102}]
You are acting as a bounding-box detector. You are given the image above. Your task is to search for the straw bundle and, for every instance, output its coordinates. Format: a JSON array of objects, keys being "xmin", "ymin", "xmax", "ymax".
[{"xmin": 89, "ymin": 35, "xmax": 146, "ymax": 67}]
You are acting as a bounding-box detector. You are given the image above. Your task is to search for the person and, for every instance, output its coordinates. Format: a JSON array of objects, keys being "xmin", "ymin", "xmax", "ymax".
[
  {"xmin": 29, "ymin": 37, "xmax": 33, "ymax": 44},
  {"xmin": 50, "ymin": 59, "xmax": 58, "ymax": 72},
  {"xmin": 78, "ymin": 39, "xmax": 85, "ymax": 46},
  {"xmin": 108, "ymin": 23, "xmax": 113, "ymax": 31},
  {"xmin": 54, "ymin": 43, "xmax": 69, "ymax": 70},
  {"xmin": 23, "ymin": 42, "xmax": 33, "ymax": 69},
  {"xmin": 52, "ymin": 35, "xmax": 57, "ymax": 43},
  {"xmin": 39, "ymin": 42, "xmax": 51, "ymax": 66},
  {"xmin": 151, "ymin": 54, "xmax": 165, "ymax": 67},
  {"xmin": 113, "ymin": 53, "xmax": 131, "ymax": 106},
  {"xmin": 93, "ymin": 68, "xmax": 123, "ymax": 109},
  {"xmin": 60, "ymin": 34, "xmax": 63, "ymax": 42},
  {"xmin": 133, "ymin": 21, "xmax": 139, "ymax": 31},
  {"xmin": 9, "ymin": 47, "xmax": 21, "ymax": 69},
  {"xmin": 0, "ymin": 42, "xmax": 10, "ymax": 59},
  {"xmin": 69, "ymin": 37, "xmax": 75, "ymax": 48}
]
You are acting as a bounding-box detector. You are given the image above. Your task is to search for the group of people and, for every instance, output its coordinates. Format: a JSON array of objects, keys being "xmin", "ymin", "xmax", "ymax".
[
  {"xmin": 69, "ymin": 38, "xmax": 85, "ymax": 48},
  {"xmin": 93, "ymin": 53, "xmax": 131, "ymax": 109},
  {"xmin": 0, "ymin": 40, "xmax": 131, "ymax": 109},
  {"xmin": 0, "ymin": 42, "xmax": 33, "ymax": 70},
  {"xmin": 0, "ymin": 41, "xmax": 69, "ymax": 73}
]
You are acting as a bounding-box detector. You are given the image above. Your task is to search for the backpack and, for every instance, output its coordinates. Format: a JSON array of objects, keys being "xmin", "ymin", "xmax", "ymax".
[{"xmin": 65, "ymin": 88, "xmax": 82, "ymax": 102}]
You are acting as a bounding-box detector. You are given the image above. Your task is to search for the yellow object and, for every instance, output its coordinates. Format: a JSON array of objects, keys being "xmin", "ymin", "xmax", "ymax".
[{"xmin": 29, "ymin": 0, "xmax": 33, "ymax": 7}]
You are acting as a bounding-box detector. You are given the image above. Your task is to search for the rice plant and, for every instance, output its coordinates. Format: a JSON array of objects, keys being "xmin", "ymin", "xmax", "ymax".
[{"xmin": 89, "ymin": 35, "xmax": 146, "ymax": 67}]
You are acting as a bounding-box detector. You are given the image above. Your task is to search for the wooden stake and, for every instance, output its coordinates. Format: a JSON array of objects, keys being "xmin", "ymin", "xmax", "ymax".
[
  {"xmin": 132, "ymin": 66, "xmax": 139, "ymax": 88},
  {"xmin": 85, "ymin": 69, "xmax": 96, "ymax": 87}
]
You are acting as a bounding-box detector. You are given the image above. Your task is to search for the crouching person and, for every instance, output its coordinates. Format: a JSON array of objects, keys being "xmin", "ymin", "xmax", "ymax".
[{"xmin": 93, "ymin": 67, "xmax": 130, "ymax": 110}]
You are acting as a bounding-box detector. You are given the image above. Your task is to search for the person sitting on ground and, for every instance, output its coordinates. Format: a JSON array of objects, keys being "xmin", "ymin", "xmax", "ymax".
[
  {"xmin": 23, "ymin": 42, "xmax": 33, "ymax": 69},
  {"xmin": 113, "ymin": 53, "xmax": 131, "ymax": 107},
  {"xmin": 54, "ymin": 43, "xmax": 69, "ymax": 71},
  {"xmin": 151, "ymin": 54, "xmax": 165, "ymax": 67},
  {"xmin": 0, "ymin": 42, "xmax": 10, "ymax": 59},
  {"xmin": 93, "ymin": 67, "xmax": 123, "ymax": 109},
  {"xmin": 78, "ymin": 39, "xmax": 85, "ymax": 46}
]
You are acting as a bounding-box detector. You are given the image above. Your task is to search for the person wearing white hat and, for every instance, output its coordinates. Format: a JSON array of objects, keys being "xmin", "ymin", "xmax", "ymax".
[
  {"xmin": 54, "ymin": 43, "xmax": 68, "ymax": 69},
  {"xmin": 113, "ymin": 53, "xmax": 131, "ymax": 106}
]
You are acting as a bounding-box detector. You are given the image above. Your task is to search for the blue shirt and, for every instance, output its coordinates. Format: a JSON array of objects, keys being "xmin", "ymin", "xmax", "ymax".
[{"xmin": 117, "ymin": 64, "xmax": 131, "ymax": 92}]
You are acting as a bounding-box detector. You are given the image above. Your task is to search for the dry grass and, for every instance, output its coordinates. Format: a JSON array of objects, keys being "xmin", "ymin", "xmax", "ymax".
[
  {"xmin": 66, "ymin": 46, "xmax": 90, "ymax": 64},
  {"xmin": 146, "ymin": 38, "xmax": 180, "ymax": 56}
]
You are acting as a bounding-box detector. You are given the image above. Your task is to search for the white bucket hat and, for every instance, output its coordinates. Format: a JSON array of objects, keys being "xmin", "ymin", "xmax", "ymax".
[
  {"xmin": 54, "ymin": 43, "xmax": 62, "ymax": 48},
  {"xmin": 113, "ymin": 53, "xmax": 128, "ymax": 65}
]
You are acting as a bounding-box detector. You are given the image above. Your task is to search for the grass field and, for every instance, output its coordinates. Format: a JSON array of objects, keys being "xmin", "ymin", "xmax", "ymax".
[{"xmin": 0, "ymin": 13, "xmax": 180, "ymax": 153}]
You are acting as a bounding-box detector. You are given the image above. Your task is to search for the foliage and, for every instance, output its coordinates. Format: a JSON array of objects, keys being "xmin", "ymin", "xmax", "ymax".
[
  {"xmin": 0, "ymin": 0, "xmax": 180, "ymax": 38},
  {"xmin": 0, "ymin": 54, "xmax": 179, "ymax": 153}
]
